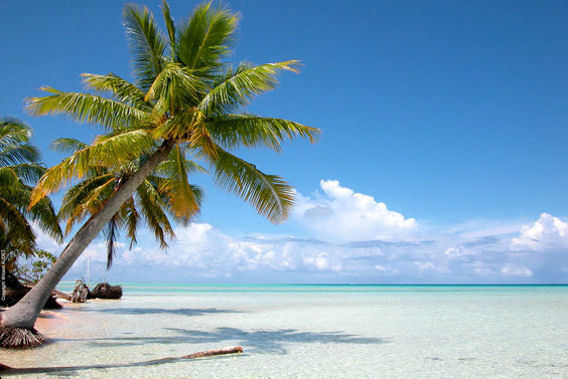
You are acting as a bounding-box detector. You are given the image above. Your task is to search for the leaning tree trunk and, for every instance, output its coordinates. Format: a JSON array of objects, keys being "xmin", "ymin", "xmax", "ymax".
[{"xmin": 0, "ymin": 141, "xmax": 173, "ymax": 337}]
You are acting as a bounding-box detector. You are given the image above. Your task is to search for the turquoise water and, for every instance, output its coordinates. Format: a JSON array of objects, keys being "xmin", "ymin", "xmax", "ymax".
[
  {"xmin": 3, "ymin": 284, "xmax": 568, "ymax": 377},
  {"xmin": 57, "ymin": 281, "xmax": 568, "ymax": 293}
]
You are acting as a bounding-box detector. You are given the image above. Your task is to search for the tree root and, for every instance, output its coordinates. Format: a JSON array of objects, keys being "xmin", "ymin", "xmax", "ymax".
[{"xmin": 0, "ymin": 327, "xmax": 45, "ymax": 349}]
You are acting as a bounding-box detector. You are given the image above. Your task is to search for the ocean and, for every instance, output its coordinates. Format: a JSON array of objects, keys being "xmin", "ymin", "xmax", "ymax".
[{"xmin": 2, "ymin": 284, "xmax": 568, "ymax": 377}]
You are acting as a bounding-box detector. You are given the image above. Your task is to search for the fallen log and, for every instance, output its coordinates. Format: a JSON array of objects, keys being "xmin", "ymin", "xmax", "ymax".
[
  {"xmin": 0, "ymin": 271, "xmax": 61, "ymax": 309},
  {"xmin": 52, "ymin": 289, "xmax": 72, "ymax": 302},
  {"xmin": 0, "ymin": 346, "xmax": 243, "ymax": 375}
]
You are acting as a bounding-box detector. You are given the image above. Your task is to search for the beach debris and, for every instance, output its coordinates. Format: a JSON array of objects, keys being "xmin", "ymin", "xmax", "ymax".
[
  {"xmin": 89, "ymin": 282, "xmax": 123, "ymax": 299},
  {"xmin": 0, "ymin": 346, "xmax": 243, "ymax": 374},
  {"xmin": 181, "ymin": 346, "xmax": 244, "ymax": 359},
  {"xmin": 71, "ymin": 280, "xmax": 89, "ymax": 303},
  {"xmin": 0, "ymin": 271, "xmax": 61, "ymax": 309},
  {"xmin": 51, "ymin": 289, "xmax": 72, "ymax": 302}
]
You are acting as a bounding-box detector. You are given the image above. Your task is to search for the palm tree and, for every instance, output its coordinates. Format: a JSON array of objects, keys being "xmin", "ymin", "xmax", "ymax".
[
  {"xmin": 0, "ymin": 118, "xmax": 62, "ymax": 264},
  {"xmin": 0, "ymin": 1, "xmax": 318, "ymax": 348},
  {"xmin": 54, "ymin": 137, "xmax": 203, "ymax": 269},
  {"xmin": 0, "ymin": 118, "xmax": 62, "ymax": 312}
]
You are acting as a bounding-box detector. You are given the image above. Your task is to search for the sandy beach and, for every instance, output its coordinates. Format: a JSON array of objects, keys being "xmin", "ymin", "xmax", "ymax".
[{"xmin": 2, "ymin": 284, "xmax": 568, "ymax": 377}]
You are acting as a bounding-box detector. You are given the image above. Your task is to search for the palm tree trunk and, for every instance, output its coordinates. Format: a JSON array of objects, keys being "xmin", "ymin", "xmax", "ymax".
[{"xmin": 0, "ymin": 140, "xmax": 174, "ymax": 331}]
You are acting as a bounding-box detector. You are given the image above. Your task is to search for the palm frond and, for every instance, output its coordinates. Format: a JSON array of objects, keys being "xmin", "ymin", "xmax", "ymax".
[
  {"xmin": 124, "ymin": 196, "xmax": 140, "ymax": 249},
  {"xmin": 10, "ymin": 163, "xmax": 45, "ymax": 185},
  {"xmin": 0, "ymin": 118, "xmax": 32, "ymax": 144},
  {"xmin": 198, "ymin": 61, "xmax": 301, "ymax": 116},
  {"xmin": 82, "ymin": 73, "xmax": 151, "ymax": 111},
  {"xmin": 157, "ymin": 145, "xmax": 200, "ymax": 220},
  {"xmin": 31, "ymin": 130, "xmax": 155, "ymax": 206},
  {"xmin": 104, "ymin": 214, "xmax": 121, "ymax": 269},
  {"xmin": 58, "ymin": 174, "xmax": 116, "ymax": 234},
  {"xmin": 123, "ymin": 4, "xmax": 167, "ymax": 90},
  {"xmin": 0, "ymin": 196, "xmax": 36, "ymax": 252},
  {"xmin": 145, "ymin": 62, "xmax": 204, "ymax": 113},
  {"xmin": 0, "ymin": 167, "xmax": 20, "ymax": 187},
  {"xmin": 161, "ymin": 1, "xmax": 177, "ymax": 54},
  {"xmin": 26, "ymin": 193, "xmax": 63, "ymax": 243},
  {"xmin": 26, "ymin": 86, "xmax": 150, "ymax": 132},
  {"xmin": 176, "ymin": 2, "xmax": 239, "ymax": 72},
  {"xmin": 136, "ymin": 180, "xmax": 174, "ymax": 248},
  {"xmin": 207, "ymin": 114, "xmax": 319, "ymax": 152},
  {"xmin": 51, "ymin": 138, "xmax": 89, "ymax": 154},
  {"xmin": 0, "ymin": 144, "xmax": 40, "ymax": 166},
  {"xmin": 210, "ymin": 146, "xmax": 294, "ymax": 223},
  {"xmin": 151, "ymin": 109, "xmax": 199, "ymax": 140}
]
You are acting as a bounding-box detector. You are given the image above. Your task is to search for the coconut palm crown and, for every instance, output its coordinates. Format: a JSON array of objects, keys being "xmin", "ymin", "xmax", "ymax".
[
  {"xmin": 0, "ymin": 1, "xmax": 318, "ymax": 348},
  {"xmin": 28, "ymin": 2, "xmax": 319, "ymax": 222}
]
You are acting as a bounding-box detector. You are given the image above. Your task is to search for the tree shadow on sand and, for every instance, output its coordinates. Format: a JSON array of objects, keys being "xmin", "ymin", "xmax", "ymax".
[
  {"xmin": 3, "ymin": 328, "xmax": 387, "ymax": 376},
  {"xmin": 73, "ymin": 307, "xmax": 243, "ymax": 317},
  {"xmin": 84, "ymin": 326, "xmax": 387, "ymax": 354}
]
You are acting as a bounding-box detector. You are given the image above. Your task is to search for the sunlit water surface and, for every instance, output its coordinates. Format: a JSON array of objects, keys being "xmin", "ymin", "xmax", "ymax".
[{"xmin": 2, "ymin": 284, "xmax": 568, "ymax": 377}]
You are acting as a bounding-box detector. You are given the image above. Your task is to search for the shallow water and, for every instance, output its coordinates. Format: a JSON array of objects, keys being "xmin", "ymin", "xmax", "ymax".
[{"xmin": 2, "ymin": 284, "xmax": 568, "ymax": 377}]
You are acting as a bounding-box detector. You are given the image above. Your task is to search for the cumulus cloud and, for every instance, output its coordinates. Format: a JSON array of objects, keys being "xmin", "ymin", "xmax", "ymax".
[
  {"xmin": 294, "ymin": 180, "xmax": 417, "ymax": 242},
  {"xmin": 511, "ymin": 213, "xmax": 568, "ymax": 252}
]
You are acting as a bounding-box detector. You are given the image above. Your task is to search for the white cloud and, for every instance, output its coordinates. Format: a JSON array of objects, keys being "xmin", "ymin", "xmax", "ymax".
[
  {"xmin": 415, "ymin": 261, "xmax": 436, "ymax": 271},
  {"xmin": 511, "ymin": 213, "xmax": 568, "ymax": 252},
  {"xmin": 56, "ymin": 181, "xmax": 568, "ymax": 284},
  {"xmin": 303, "ymin": 252, "xmax": 342, "ymax": 272},
  {"xmin": 501, "ymin": 264, "xmax": 533, "ymax": 277},
  {"xmin": 294, "ymin": 179, "xmax": 417, "ymax": 242}
]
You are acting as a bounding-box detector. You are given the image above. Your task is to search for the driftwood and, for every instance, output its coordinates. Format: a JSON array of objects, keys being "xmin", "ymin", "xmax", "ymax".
[
  {"xmin": 70, "ymin": 280, "xmax": 89, "ymax": 303},
  {"xmin": 0, "ymin": 346, "xmax": 243, "ymax": 375},
  {"xmin": 89, "ymin": 283, "xmax": 122, "ymax": 299},
  {"xmin": 52, "ymin": 289, "xmax": 72, "ymax": 302}
]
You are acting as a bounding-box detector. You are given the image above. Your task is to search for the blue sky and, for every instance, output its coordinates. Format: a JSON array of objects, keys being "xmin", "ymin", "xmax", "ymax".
[{"xmin": 2, "ymin": 0, "xmax": 568, "ymax": 283}]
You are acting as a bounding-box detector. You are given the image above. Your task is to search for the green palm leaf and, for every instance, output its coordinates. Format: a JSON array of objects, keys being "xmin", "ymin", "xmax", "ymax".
[
  {"xmin": 161, "ymin": 0, "xmax": 177, "ymax": 54},
  {"xmin": 198, "ymin": 61, "xmax": 301, "ymax": 116},
  {"xmin": 175, "ymin": 2, "xmax": 238, "ymax": 72},
  {"xmin": 82, "ymin": 73, "xmax": 151, "ymax": 111},
  {"xmin": 136, "ymin": 180, "xmax": 175, "ymax": 248},
  {"xmin": 145, "ymin": 62, "xmax": 204, "ymax": 113},
  {"xmin": 10, "ymin": 164, "xmax": 45, "ymax": 186},
  {"xmin": 156, "ymin": 145, "xmax": 200, "ymax": 220},
  {"xmin": 58, "ymin": 174, "xmax": 116, "ymax": 234},
  {"xmin": 51, "ymin": 138, "xmax": 89, "ymax": 154},
  {"xmin": 124, "ymin": 196, "xmax": 140, "ymax": 249},
  {"xmin": 0, "ymin": 196, "xmax": 36, "ymax": 253},
  {"xmin": 0, "ymin": 144, "xmax": 40, "ymax": 166},
  {"xmin": 207, "ymin": 114, "xmax": 319, "ymax": 152},
  {"xmin": 26, "ymin": 86, "xmax": 150, "ymax": 132},
  {"xmin": 210, "ymin": 145, "xmax": 294, "ymax": 224},
  {"xmin": 0, "ymin": 117, "xmax": 32, "ymax": 144},
  {"xmin": 123, "ymin": 3, "xmax": 167, "ymax": 90},
  {"xmin": 31, "ymin": 130, "xmax": 155, "ymax": 206}
]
